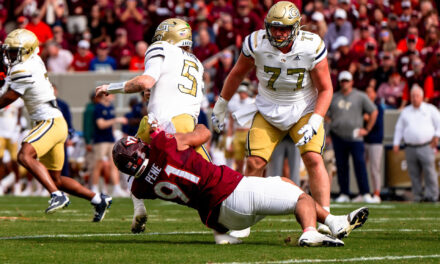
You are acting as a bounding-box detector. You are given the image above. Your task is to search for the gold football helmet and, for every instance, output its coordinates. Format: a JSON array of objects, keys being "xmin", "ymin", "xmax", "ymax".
[
  {"xmin": 152, "ymin": 18, "xmax": 193, "ymax": 48},
  {"xmin": 2, "ymin": 29, "xmax": 39, "ymax": 67},
  {"xmin": 265, "ymin": 1, "xmax": 301, "ymax": 48}
]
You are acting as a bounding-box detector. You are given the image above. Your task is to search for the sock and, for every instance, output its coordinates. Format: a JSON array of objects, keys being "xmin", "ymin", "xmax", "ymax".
[
  {"xmin": 52, "ymin": 190, "xmax": 63, "ymax": 196},
  {"xmin": 303, "ymin": 226, "xmax": 316, "ymax": 233},
  {"xmin": 91, "ymin": 193, "xmax": 102, "ymax": 204},
  {"xmin": 324, "ymin": 214, "xmax": 336, "ymax": 227}
]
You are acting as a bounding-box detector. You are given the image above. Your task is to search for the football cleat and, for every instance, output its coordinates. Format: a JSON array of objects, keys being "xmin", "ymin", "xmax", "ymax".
[
  {"xmin": 229, "ymin": 227, "xmax": 251, "ymax": 238},
  {"xmin": 317, "ymin": 223, "xmax": 332, "ymax": 235},
  {"xmin": 131, "ymin": 195, "xmax": 147, "ymax": 233},
  {"xmin": 298, "ymin": 230, "xmax": 344, "ymax": 247},
  {"xmin": 45, "ymin": 192, "xmax": 70, "ymax": 214},
  {"xmin": 92, "ymin": 194, "xmax": 113, "ymax": 222},
  {"xmin": 213, "ymin": 231, "xmax": 243, "ymax": 245},
  {"xmin": 329, "ymin": 207, "xmax": 369, "ymax": 239}
]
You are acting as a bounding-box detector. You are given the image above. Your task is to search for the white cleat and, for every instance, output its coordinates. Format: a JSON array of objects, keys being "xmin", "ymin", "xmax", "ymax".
[
  {"xmin": 213, "ymin": 231, "xmax": 242, "ymax": 245},
  {"xmin": 329, "ymin": 207, "xmax": 369, "ymax": 239},
  {"xmin": 298, "ymin": 230, "xmax": 344, "ymax": 247},
  {"xmin": 317, "ymin": 223, "xmax": 332, "ymax": 235},
  {"xmin": 229, "ymin": 227, "xmax": 251, "ymax": 238}
]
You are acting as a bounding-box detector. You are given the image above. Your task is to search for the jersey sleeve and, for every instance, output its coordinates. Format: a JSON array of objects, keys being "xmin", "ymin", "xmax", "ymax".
[
  {"xmin": 9, "ymin": 65, "xmax": 34, "ymax": 94},
  {"xmin": 143, "ymin": 42, "xmax": 166, "ymax": 80},
  {"xmin": 241, "ymin": 31, "xmax": 258, "ymax": 58},
  {"xmin": 309, "ymin": 34, "xmax": 327, "ymax": 70}
]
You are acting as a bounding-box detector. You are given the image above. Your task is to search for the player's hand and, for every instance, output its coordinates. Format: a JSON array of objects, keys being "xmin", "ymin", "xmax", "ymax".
[
  {"xmin": 95, "ymin": 85, "xmax": 109, "ymax": 97},
  {"xmin": 296, "ymin": 114, "xmax": 323, "ymax": 146},
  {"xmin": 212, "ymin": 96, "xmax": 229, "ymax": 133}
]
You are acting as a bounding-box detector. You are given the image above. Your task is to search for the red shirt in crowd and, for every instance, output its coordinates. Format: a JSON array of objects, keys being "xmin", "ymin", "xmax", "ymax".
[
  {"xmin": 25, "ymin": 21, "xmax": 53, "ymax": 45},
  {"xmin": 70, "ymin": 51, "xmax": 94, "ymax": 71},
  {"xmin": 129, "ymin": 55, "xmax": 144, "ymax": 71}
]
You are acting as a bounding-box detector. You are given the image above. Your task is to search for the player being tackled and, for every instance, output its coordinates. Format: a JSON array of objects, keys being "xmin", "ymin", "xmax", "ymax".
[{"xmin": 113, "ymin": 124, "xmax": 368, "ymax": 246}]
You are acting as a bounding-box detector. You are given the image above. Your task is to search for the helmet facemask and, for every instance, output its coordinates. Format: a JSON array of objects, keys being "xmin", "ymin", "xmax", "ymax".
[
  {"xmin": 2, "ymin": 45, "xmax": 25, "ymax": 67},
  {"xmin": 265, "ymin": 21, "xmax": 300, "ymax": 48}
]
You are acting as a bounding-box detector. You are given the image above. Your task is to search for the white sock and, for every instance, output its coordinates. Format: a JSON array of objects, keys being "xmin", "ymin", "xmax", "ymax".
[
  {"xmin": 324, "ymin": 214, "xmax": 336, "ymax": 227},
  {"xmin": 52, "ymin": 191, "xmax": 63, "ymax": 196},
  {"xmin": 91, "ymin": 193, "xmax": 102, "ymax": 204}
]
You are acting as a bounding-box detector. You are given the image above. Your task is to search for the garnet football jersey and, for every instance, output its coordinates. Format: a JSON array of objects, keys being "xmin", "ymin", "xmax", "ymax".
[{"xmin": 131, "ymin": 131, "xmax": 243, "ymax": 231}]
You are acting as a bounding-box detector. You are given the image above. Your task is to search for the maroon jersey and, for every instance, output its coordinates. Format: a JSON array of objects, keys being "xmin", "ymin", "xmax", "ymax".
[{"xmin": 131, "ymin": 132, "xmax": 243, "ymax": 232}]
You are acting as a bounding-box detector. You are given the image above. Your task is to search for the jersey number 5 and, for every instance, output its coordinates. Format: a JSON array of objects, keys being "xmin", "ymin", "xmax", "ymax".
[
  {"xmin": 264, "ymin": 66, "xmax": 306, "ymax": 91},
  {"xmin": 178, "ymin": 60, "xmax": 199, "ymax": 97}
]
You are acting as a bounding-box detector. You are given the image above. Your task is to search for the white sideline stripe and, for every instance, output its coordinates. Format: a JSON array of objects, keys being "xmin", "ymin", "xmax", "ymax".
[
  {"xmin": 216, "ymin": 255, "xmax": 440, "ymax": 264},
  {"xmin": 1, "ymin": 228, "xmax": 438, "ymax": 240},
  {"xmin": 269, "ymin": 217, "xmax": 439, "ymax": 223}
]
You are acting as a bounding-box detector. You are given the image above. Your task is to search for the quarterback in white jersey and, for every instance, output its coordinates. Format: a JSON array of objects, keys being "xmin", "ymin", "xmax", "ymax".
[
  {"xmin": 212, "ymin": 1, "xmax": 334, "ymax": 234},
  {"xmin": 0, "ymin": 29, "xmax": 112, "ymax": 219}
]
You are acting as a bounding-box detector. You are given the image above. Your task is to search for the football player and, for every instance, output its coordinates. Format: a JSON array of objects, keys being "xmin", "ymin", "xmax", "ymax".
[
  {"xmin": 0, "ymin": 29, "xmax": 112, "ymax": 221},
  {"xmin": 112, "ymin": 125, "xmax": 369, "ymax": 246},
  {"xmin": 95, "ymin": 18, "xmax": 211, "ymax": 231},
  {"xmin": 211, "ymin": 1, "xmax": 334, "ymax": 234}
]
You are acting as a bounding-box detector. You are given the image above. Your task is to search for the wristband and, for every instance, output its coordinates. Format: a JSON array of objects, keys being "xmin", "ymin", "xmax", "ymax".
[{"xmin": 107, "ymin": 81, "xmax": 127, "ymax": 94}]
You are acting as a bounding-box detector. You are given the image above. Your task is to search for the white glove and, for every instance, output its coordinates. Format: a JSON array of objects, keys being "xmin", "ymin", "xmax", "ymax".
[
  {"xmin": 211, "ymin": 96, "xmax": 229, "ymax": 133},
  {"xmin": 296, "ymin": 114, "xmax": 323, "ymax": 146}
]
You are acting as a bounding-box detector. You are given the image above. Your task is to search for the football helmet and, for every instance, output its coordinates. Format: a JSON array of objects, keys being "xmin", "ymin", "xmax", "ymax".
[
  {"xmin": 152, "ymin": 18, "xmax": 193, "ymax": 48},
  {"xmin": 265, "ymin": 1, "xmax": 301, "ymax": 48},
  {"xmin": 112, "ymin": 136, "xmax": 150, "ymax": 178},
  {"xmin": 2, "ymin": 29, "xmax": 39, "ymax": 67}
]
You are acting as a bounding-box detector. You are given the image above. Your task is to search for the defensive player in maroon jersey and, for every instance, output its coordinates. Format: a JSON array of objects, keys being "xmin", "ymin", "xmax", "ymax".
[{"xmin": 112, "ymin": 125, "xmax": 369, "ymax": 246}]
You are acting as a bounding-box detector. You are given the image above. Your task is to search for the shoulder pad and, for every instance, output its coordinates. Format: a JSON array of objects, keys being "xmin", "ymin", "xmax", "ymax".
[
  {"xmin": 10, "ymin": 65, "xmax": 33, "ymax": 82},
  {"xmin": 145, "ymin": 43, "xmax": 166, "ymax": 61}
]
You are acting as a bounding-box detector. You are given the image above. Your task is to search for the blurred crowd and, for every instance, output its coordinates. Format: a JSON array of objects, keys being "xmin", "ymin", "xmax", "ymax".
[{"xmin": 0, "ymin": 0, "xmax": 439, "ymax": 201}]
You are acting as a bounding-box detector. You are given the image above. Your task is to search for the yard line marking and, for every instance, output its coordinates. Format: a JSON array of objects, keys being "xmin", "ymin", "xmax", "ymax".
[
  {"xmin": 2, "ymin": 228, "xmax": 439, "ymax": 240},
  {"xmin": 215, "ymin": 254, "xmax": 440, "ymax": 264},
  {"xmin": 268, "ymin": 217, "xmax": 439, "ymax": 223}
]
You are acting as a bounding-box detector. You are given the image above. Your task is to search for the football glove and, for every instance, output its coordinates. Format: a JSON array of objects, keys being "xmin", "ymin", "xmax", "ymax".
[
  {"xmin": 212, "ymin": 96, "xmax": 228, "ymax": 133},
  {"xmin": 296, "ymin": 114, "xmax": 323, "ymax": 146}
]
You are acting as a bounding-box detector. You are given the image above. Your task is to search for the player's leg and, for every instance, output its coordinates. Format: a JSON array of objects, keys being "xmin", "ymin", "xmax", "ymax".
[{"xmin": 245, "ymin": 112, "xmax": 285, "ymax": 176}]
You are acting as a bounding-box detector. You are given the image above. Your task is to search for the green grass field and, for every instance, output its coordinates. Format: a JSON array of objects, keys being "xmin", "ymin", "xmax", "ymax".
[{"xmin": 0, "ymin": 196, "xmax": 439, "ymax": 264}]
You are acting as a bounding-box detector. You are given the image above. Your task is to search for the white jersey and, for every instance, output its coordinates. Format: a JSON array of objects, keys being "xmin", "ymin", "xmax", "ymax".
[
  {"xmin": 8, "ymin": 54, "xmax": 62, "ymax": 121},
  {"xmin": 242, "ymin": 29, "xmax": 327, "ymax": 106},
  {"xmin": 0, "ymin": 83, "xmax": 24, "ymax": 139},
  {"xmin": 143, "ymin": 41, "xmax": 204, "ymax": 122}
]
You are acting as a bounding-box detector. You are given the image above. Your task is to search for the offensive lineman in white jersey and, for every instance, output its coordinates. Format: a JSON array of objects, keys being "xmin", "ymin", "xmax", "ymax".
[
  {"xmin": 212, "ymin": 1, "xmax": 334, "ymax": 235},
  {"xmin": 0, "ymin": 29, "xmax": 112, "ymax": 221},
  {"xmin": 96, "ymin": 18, "xmax": 212, "ymax": 235}
]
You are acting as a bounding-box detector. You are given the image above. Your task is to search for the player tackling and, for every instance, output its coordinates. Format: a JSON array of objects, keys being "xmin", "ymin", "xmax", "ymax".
[{"xmin": 112, "ymin": 125, "xmax": 369, "ymax": 246}]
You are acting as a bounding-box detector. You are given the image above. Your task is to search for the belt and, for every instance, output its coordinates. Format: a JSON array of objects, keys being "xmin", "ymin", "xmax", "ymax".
[{"xmin": 405, "ymin": 141, "xmax": 431, "ymax": 148}]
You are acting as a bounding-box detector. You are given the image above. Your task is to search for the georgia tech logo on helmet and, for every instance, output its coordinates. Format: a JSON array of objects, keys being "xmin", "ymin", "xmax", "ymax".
[{"xmin": 289, "ymin": 7, "xmax": 300, "ymax": 19}]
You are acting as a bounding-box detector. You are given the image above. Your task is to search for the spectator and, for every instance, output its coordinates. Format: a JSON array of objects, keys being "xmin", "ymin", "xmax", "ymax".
[
  {"xmin": 370, "ymin": 51, "xmax": 396, "ymax": 90},
  {"xmin": 377, "ymin": 72, "xmax": 405, "ymax": 109},
  {"xmin": 115, "ymin": 0, "xmax": 144, "ymax": 43},
  {"xmin": 377, "ymin": 28, "xmax": 397, "ymax": 54},
  {"xmin": 129, "ymin": 41, "xmax": 148, "ymax": 72},
  {"xmin": 400, "ymin": 57, "xmax": 432, "ymax": 108},
  {"xmin": 205, "ymin": 49, "xmax": 235, "ymax": 96},
  {"xmin": 425, "ymin": 47, "xmax": 440, "ymax": 106},
  {"xmin": 66, "ymin": 0, "xmax": 88, "ymax": 35},
  {"xmin": 399, "ymin": 0, "xmax": 412, "ymax": 24},
  {"xmin": 121, "ymin": 96, "xmax": 143, "ymax": 137},
  {"xmin": 69, "ymin": 40, "xmax": 94, "ymax": 72},
  {"xmin": 16, "ymin": 16, "xmax": 29, "ymax": 29},
  {"xmin": 82, "ymin": 92, "xmax": 96, "ymax": 182},
  {"xmin": 233, "ymin": 0, "xmax": 263, "ymax": 46},
  {"xmin": 14, "ymin": 0, "xmax": 42, "ymax": 18},
  {"xmin": 327, "ymin": 71, "xmax": 377, "ymax": 203},
  {"xmin": 215, "ymin": 13, "xmax": 237, "ymax": 50},
  {"xmin": 46, "ymin": 41, "xmax": 73, "ymax": 73},
  {"xmin": 118, "ymin": 48, "xmax": 132, "ymax": 70},
  {"xmin": 25, "ymin": 10, "xmax": 53, "ymax": 48},
  {"xmin": 324, "ymin": 8, "xmax": 353, "ymax": 53},
  {"xmin": 364, "ymin": 86, "xmax": 384, "ymax": 203},
  {"xmin": 110, "ymin": 28, "xmax": 135, "ymax": 68},
  {"xmin": 40, "ymin": 0, "xmax": 68, "ymax": 27},
  {"xmin": 393, "ymin": 84, "xmax": 440, "ymax": 202},
  {"xmin": 387, "ymin": 13, "xmax": 405, "ymax": 44},
  {"xmin": 350, "ymin": 24, "xmax": 377, "ymax": 57},
  {"xmin": 396, "ymin": 36, "xmax": 420, "ymax": 77},
  {"xmin": 88, "ymin": 4, "xmax": 109, "ymax": 46},
  {"xmin": 193, "ymin": 28, "xmax": 219, "ymax": 63},
  {"xmin": 352, "ymin": 42, "xmax": 378, "ymax": 91},
  {"xmin": 91, "ymin": 93, "xmax": 128, "ymax": 196},
  {"xmin": 89, "ymin": 42, "xmax": 117, "ymax": 72},
  {"xmin": 208, "ymin": 0, "xmax": 234, "ymax": 24},
  {"xmin": 421, "ymin": 25, "xmax": 440, "ymax": 61},
  {"xmin": 51, "ymin": 25, "xmax": 70, "ymax": 51},
  {"xmin": 308, "ymin": 11, "xmax": 327, "ymax": 39},
  {"xmin": 396, "ymin": 26, "xmax": 425, "ymax": 54}
]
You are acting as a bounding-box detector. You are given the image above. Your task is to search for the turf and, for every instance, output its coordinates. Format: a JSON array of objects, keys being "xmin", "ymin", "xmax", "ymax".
[{"xmin": 0, "ymin": 196, "xmax": 439, "ymax": 264}]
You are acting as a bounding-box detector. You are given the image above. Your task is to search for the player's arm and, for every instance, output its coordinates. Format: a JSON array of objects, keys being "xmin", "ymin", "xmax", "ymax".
[
  {"xmin": 310, "ymin": 57, "xmax": 333, "ymax": 118},
  {"xmin": 212, "ymin": 53, "xmax": 255, "ymax": 132},
  {"xmin": 0, "ymin": 89, "xmax": 21, "ymax": 109},
  {"xmin": 175, "ymin": 124, "xmax": 211, "ymax": 151}
]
